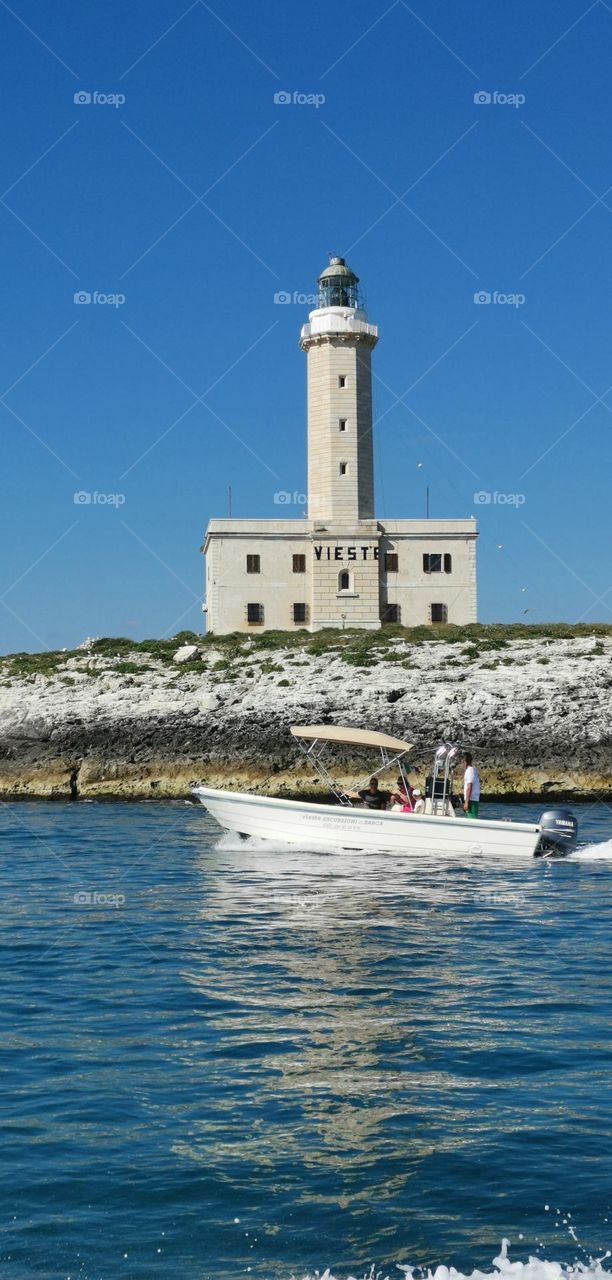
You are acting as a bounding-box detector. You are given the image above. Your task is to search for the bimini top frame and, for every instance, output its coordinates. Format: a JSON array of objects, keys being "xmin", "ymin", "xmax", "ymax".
[{"xmin": 290, "ymin": 724, "xmax": 414, "ymax": 807}]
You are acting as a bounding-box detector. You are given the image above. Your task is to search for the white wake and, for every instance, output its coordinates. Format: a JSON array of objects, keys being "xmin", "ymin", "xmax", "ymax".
[
  {"xmin": 296, "ymin": 1241, "xmax": 612, "ymax": 1280},
  {"xmin": 572, "ymin": 839, "xmax": 612, "ymax": 861}
]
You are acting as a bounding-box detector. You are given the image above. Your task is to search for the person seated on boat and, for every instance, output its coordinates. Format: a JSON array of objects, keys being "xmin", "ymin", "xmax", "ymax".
[
  {"xmin": 390, "ymin": 774, "xmax": 414, "ymax": 811},
  {"xmin": 411, "ymin": 788, "xmax": 425, "ymax": 814},
  {"xmin": 347, "ymin": 777, "xmax": 391, "ymax": 810}
]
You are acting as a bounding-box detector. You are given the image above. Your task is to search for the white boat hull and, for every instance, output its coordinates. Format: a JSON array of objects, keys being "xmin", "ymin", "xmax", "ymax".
[{"xmin": 192, "ymin": 786, "xmax": 544, "ymax": 858}]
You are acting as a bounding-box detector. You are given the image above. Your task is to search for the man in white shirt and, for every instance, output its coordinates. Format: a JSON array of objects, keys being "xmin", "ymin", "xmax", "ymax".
[{"xmin": 463, "ymin": 753, "xmax": 480, "ymax": 818}]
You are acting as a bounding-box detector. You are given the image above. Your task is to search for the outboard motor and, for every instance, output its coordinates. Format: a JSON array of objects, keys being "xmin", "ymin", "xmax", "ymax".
[{"xmin": 535, "ymin": 808, "xmax": 578, "ymax": 857}]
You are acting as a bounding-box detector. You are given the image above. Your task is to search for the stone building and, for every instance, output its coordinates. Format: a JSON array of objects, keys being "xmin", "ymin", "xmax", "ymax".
[{"xmin": 203, "ymin": 257, "xmax": 477, "ymax": 634}]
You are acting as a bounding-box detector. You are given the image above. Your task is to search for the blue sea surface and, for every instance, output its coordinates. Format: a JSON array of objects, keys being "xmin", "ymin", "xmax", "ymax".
[{"xmin": 0, "ymin": 799, "xmax": 611, "ymax": 1279}]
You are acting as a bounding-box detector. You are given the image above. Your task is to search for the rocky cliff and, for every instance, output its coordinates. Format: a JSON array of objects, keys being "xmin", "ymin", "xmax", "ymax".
[{"xmin": 0, "ymin": 628, "xmax": 611, "ymax": 799}]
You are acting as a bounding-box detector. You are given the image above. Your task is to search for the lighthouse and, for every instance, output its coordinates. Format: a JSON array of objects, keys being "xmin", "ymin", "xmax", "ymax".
[
  {"xmin": 300, "ymin": 257, "xmax": 378, "ymax": 524},
  {"xmin": 202, "ymin": 256, "xmax": 477, "ymax": 634}
]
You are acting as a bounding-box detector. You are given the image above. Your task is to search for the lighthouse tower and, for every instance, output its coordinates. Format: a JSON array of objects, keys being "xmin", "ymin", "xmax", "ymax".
[
  {"xmin": 298, "ymin": 256, "xmax": 382, "ymax": 629},
  {"xmin": 300, "ymin": 257, "xmax": 378, "ymax": 523}
]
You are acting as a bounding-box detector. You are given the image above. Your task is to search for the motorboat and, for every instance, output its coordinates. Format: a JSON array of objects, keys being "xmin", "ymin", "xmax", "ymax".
[{"xmin": 192, "ymin": 724, "xmax": 578, "ymax": 859}]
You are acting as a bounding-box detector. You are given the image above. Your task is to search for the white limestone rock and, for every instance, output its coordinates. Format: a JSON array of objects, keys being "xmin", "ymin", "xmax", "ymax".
[
  {"xmin": 173, "ymin": 644, "xmax": 199, "ymax": 664},
  {"xmin": 1, "ymin": 634, "xmax": 611, "ymax": 795}
]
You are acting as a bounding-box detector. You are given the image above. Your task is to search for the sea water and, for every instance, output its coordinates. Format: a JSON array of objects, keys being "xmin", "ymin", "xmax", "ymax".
[{"xmin": 0, "ymin": 799, "xmax": 611, "ymax": 1279}]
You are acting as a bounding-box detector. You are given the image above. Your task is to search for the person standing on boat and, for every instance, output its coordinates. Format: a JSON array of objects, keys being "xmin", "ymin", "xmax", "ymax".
[{"xmin": 463, "ymin": 753, "xmax": 480, "ymax": 817}]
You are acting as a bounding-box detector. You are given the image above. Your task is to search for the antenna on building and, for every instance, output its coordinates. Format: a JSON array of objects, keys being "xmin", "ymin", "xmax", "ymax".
[
  {"xmin": 228, "ymin": 486, "xmax": 232, "ymax": 517},
  {"xmin": 426, "ymin": 486, "xmax": 430, "ymax": 519}
]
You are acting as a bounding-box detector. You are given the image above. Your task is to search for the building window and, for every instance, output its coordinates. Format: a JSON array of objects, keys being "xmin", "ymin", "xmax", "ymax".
[
  {"xmin": 338, "ymin": 570, "xmax": 350, "ymax": 592},
  {"xmin": 293, "ymin": 554, "xmax": 306, "ymax": 573},
  {"xmin": 382, "ymin": 603, "xmax": 400, "ymax": 623},
  {"xmin": 338, "ymin": 375, "xmax": 346, "ymax": 388},
  {"xmin": 431, "ymin": 603, "xmax": 448, "ymax": 624},
  {"xmin": 385, "ymin": 552, "xmax": 398, "ymax": 572},
  {"xmin": 423, "ymin": 553, "xmax": 442, "ymax": 574},
  {"xmin": 339, "ymin": 462, "xmax": 347, "ymax": 475},
  {"xmin": 246, "ymin": 554, "xmax": 260, "ymax": 574},
  {"xmin": 293, "ymin": 602, "xmax": 308, "ymax": 624},
  {"xmin": 247, "ymin": 603, "xmax": 264, "ymax": 625},
  {"xmin": 339, "ymin": 418, "xmax": 347, "ymax": 432},
  {"xmin": 444, "ymin": 553, "xmax": 452, "ymax": 574}
]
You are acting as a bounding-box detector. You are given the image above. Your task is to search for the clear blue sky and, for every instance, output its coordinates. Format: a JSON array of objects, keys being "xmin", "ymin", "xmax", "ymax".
[{"xmin": 1, "ymin": 0, "xmax": 611, "ymax": 652}]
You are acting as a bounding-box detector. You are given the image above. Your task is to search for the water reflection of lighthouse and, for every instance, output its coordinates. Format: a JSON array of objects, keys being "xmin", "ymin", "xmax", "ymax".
[{"xmin": 179, "ymin": 845, "xmax": 477, "ymax": 1187}]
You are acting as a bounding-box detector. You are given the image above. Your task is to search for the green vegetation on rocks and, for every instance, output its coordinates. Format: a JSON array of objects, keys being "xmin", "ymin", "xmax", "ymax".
[{"xmin": 2, "ymin": 622, "xmax": 612, "ymax": 684}]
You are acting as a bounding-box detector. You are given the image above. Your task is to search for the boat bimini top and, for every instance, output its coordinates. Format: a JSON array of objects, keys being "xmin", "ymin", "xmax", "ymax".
[
  {"xmin": 290, "ymin": 725, "xmax": 412, "ymax": 753},
  {"xmin": 290, "ymin": 724, "xmax": 414, "ymax": 806}
]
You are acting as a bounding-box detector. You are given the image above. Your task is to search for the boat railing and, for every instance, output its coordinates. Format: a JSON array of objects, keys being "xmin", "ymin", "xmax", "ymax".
[{"xmin": 428, "ymin": 743, "xmax": 460, "ymax": 815}]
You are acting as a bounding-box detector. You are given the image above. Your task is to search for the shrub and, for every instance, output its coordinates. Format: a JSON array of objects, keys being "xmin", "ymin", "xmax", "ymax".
[
  {"xmin": 5, "ymin": 650, "xmax": 73, "ymax": 678},
  {"xmin": 342, "ymin": 652, "xmax": 375, "ymax": 667},
  {"xmin": 90, "ymin": 637, "xmax": 134, "ymax": 656}
]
